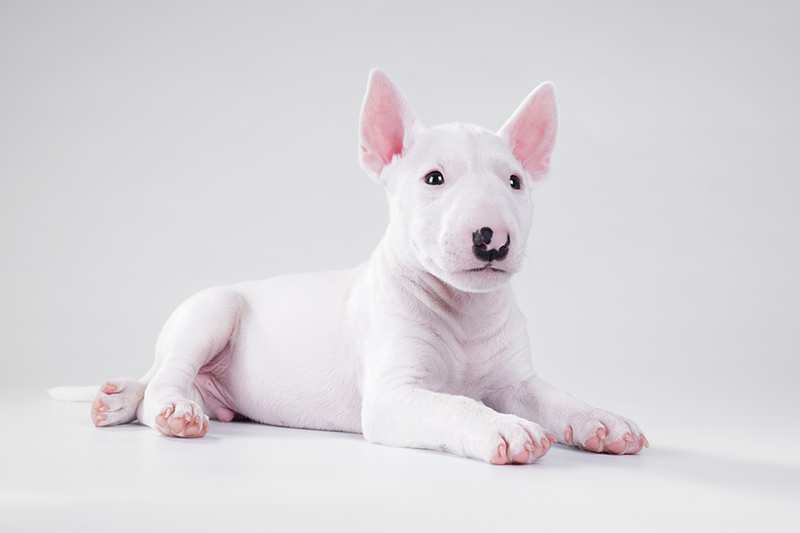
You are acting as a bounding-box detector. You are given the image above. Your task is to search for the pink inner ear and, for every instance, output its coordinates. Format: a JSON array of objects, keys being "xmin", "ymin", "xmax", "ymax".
[
  {"xmin": 359, "ymin": 72, "xmax": 411, "ymax": 176},
  {"xmin": 502, "ymin": 84, "xmax": 557, "ymax": 176}
]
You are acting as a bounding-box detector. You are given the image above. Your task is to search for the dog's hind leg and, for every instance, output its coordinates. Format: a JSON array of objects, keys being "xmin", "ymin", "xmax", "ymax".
[{"xmin": 137, "ymin": 287, "xmax": 243, "ymax": 438}]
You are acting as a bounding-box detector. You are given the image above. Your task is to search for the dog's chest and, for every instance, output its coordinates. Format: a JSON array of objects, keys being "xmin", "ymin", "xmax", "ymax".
[{"xmin": 431, "ymin": 312, "xmax": 523, "ymax": 398}]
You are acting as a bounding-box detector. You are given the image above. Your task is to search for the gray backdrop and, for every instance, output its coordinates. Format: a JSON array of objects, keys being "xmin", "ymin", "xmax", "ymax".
[{"xmin": 2, "ymin": 1, "xmax": 797, "ymax": 430}]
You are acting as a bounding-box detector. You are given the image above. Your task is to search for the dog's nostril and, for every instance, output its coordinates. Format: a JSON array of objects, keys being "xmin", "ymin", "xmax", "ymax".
[
  {"xmin": 495, "ymin": 234, "xmax": 510, "ymax": 260},
  {"xmin": 480, "ymin": 227, "xmax": 493, "ymax": 245},
  {"xmin": 472, "ymin": 227, "xmax": 494, "ymax": 247},
  {"xmin": 472, "ymin": 230, "xmax": 483, "ymax": 247}
]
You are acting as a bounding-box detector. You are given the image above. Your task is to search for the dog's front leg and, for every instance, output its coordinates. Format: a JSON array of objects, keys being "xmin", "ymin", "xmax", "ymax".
[
  {"xmin": 493, "ymin": 376, "xmax": 649, "ymax": 455},
  {"xmin": 361, "ymin": 382, "xmax": 556, "ymax": 465}
]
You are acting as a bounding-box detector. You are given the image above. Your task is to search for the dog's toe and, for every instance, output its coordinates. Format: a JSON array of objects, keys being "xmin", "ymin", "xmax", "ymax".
[
  {"xmin": 565, "ymin": 409, "xmax": 647, "ymax": 455},
  {"xmin": 483, "ymin": 415, "xmax": 554, "ymax": 465},
  {"xmin": 155, "ymin": 401, "xmax": 209, "ymax": 438}
]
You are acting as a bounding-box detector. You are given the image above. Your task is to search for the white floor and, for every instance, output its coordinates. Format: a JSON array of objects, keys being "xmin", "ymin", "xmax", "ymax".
[{"xmin": 2, "ymin": 389, "xmax": 797, "ymax": 533}]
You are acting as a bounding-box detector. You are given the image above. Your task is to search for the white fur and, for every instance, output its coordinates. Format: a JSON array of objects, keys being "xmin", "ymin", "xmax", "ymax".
[
  {"xmin": 51, "ymin": 69, "xmax": 646, "ymax": 463},
  {"xmin": 48, "ymin": 386, "xmax": 98, "ymax": 402}
]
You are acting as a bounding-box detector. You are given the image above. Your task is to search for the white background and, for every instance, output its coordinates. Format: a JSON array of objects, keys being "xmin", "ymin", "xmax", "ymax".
[{"xmin": 2, "ymin": 2, "xmax": 798, "ymax": 531}]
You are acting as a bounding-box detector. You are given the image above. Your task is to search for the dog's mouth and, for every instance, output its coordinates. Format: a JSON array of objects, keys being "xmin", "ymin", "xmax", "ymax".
[{"xmin": 465, "ymin": 263, "xmax": 508, "ymax": 273}]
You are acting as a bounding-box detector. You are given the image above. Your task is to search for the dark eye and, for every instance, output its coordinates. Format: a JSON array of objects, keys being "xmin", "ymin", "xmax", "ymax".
[
  {"xmin": 424, "ymin": 170, "xmax": 445, "ymax": 186},
  {"xmin": 509, "ymin": 174, "xmax": 522, "ymax": 190}
]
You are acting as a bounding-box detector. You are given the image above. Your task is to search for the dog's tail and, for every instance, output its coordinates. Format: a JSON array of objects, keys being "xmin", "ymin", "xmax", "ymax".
[
  {"xmin": 48, "ymin": 385, "xmax": 99, "ymax": 402},
  {"xmin": 49, "ymin": 363, "xmax": 158, "ymax": 402}
]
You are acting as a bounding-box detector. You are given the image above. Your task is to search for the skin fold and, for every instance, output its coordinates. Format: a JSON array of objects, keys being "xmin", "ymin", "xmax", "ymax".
[{"xmin": 83, "ymin": 69, "xmax": 647, "ymax": 464}]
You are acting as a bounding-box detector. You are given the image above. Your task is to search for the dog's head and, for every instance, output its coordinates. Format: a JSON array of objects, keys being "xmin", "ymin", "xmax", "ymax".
[{"xmin": 359, "ymin": 70, "xmax": 557, "ymax": 293}]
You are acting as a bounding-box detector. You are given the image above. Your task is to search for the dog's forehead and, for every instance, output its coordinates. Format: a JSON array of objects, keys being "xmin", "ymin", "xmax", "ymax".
[{"xmin": 409, "ymin": 123, "xmax": 514, "ymax": 168}]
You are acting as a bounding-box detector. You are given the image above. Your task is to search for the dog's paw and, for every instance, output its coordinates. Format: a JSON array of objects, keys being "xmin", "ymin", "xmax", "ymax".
[
  {"xmin": 154, "ymin": 400, "xmax": 209, "ymax": 438},
  {"xmin": 91, "ymin": 379, "xmax": 145, "ymax": 427},
  {"xmin": 475, "ymin": 414, "xmax": 557, "ymax": 465},
  {"xmin": 563, "ymin": 408, "xmax": 648, "ymax": 455}
]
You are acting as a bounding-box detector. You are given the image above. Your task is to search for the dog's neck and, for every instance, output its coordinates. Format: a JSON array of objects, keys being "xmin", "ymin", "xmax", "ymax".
[{"xmin": 368, "ymin": 222, "xmax": 513, "ymax": 339}]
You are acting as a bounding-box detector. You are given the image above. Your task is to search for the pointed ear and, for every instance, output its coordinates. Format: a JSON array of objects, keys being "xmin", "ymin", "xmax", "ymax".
[
  {"xmin": 498, "ymin": 82, "xmax": 558, "ymax": 177},
  {"xmin": 359, "ymin": 69, "xmax": 417, "ymax": 178}
]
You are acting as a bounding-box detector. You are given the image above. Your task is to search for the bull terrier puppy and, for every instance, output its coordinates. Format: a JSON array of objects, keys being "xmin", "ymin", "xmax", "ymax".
[{"xmin": 52, "ymin": 69, "xmax": 647, "ymax": 464}]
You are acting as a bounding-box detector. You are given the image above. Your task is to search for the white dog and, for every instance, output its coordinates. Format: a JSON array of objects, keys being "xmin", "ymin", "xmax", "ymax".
[{"xmin": 51, "ymin": 69, "xmax": 647, "ymax": 464}]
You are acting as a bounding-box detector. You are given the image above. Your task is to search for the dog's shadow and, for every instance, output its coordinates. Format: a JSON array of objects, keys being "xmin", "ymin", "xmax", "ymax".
[
  {"xmin": 545, "ymin": 442, "xmax": 800, "ymax": 497},
  {"xmin": 211, "ymin": 421, "xmax": 800, "ymax": 497},
  {"xmin": 111, "ymin": 418, "xmax": 800, "ymax": 498}
]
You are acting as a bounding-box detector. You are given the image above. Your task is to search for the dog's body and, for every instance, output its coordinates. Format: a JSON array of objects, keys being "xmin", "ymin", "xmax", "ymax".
[{"xmin": 56, "ymin": 70, "xmax": 647, "ymax": 464}]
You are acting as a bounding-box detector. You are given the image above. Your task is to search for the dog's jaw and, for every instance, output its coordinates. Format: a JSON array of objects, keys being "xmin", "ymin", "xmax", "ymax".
[
  {"xmin": 368, "ymin": 234, "xmax": 515, "ymax": 321},
  {"xmin": 441, "ymin": 268, "xmax": 514, "ymax": 294}
]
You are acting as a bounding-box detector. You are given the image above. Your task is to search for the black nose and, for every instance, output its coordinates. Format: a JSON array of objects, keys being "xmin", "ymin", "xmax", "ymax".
[{"xmin": 472, "ymin": 227, "xmax": 510, "ymax": 262}]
